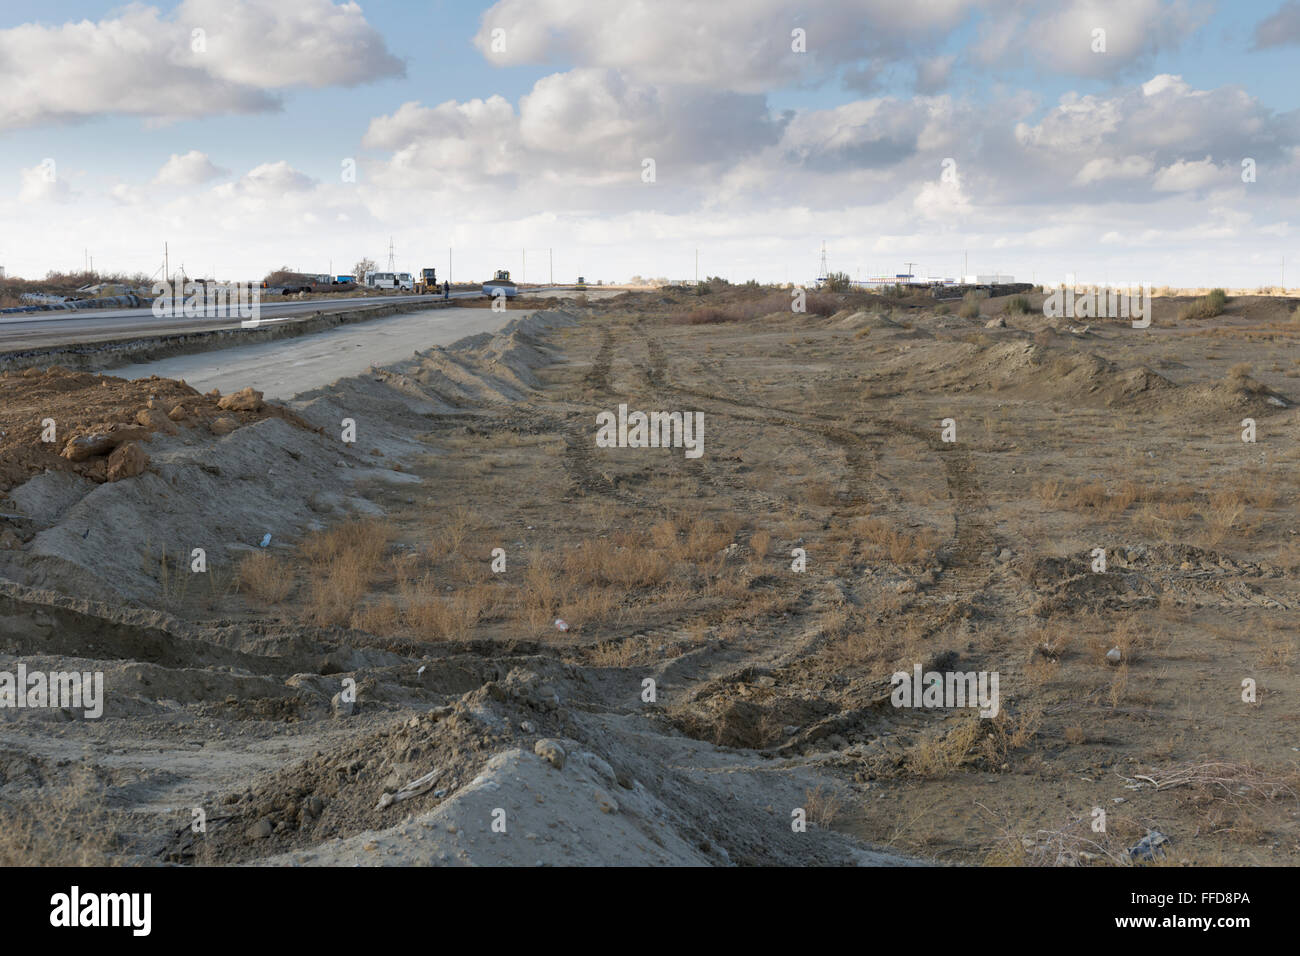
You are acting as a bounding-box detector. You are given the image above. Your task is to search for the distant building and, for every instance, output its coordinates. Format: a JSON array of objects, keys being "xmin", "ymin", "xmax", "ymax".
[
  {"xmin": 857, "ymin": 274, "xmax": 957, "ymax": 288},
  {"xmin": 962, "ymin": 274, "xmax": 1016, "ymax": 285}
]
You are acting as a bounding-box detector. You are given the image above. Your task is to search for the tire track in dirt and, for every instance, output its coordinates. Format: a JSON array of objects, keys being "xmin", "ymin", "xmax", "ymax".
[
  {"xmin": 646, "ymin": 351, "xmax": 997, "ymax": 591},
  {"xmin": 626, "ymin": 325, "xmax": 1001, "ymax": 752}
]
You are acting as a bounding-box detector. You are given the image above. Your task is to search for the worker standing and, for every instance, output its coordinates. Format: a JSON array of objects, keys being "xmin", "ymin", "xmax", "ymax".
[{"xmin": 443, "ymin": 280, "xmax": 450, "ymax": 300}]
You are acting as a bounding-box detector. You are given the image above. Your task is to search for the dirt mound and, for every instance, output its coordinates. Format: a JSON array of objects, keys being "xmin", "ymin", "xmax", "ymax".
[
  {"xmin": 390, "ymin": 309, "xmax": 577, "ymax": 406},
  {"xmin": 0, "ymin": 366, "xmax": 316, "ymax": 494}
]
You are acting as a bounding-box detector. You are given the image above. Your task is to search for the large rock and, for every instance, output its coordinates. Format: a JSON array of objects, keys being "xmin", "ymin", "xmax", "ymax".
[
  {"xmin": 135, "ymin": 407, "xmax": 177, "ymax": 434},
  {"xmin": 534, "ymin": 738, "xmax": 567, "ymax": 770},
  {"xmin": 218, "ymin": 387, "xmax": 264, "ymax": 412},
  {"xmin": 209, "ymin": 416, "xmax": 240, "ymax": 436},
  {"xmin": 60, "ymin": 426, "xmax": 149, "ymax": 461},
  {"xmin": 106, "ymin": 442, "xmax": 149, "ymax": 481},
  {"xmin": 60, "ymin": 433, "xmax": 115, "ymax": 461}
]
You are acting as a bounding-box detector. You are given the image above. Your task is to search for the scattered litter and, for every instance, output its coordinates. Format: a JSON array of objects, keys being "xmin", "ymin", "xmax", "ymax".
[
  {"xmin": 417, "ymin": 665, "xmax": 427, "ymax": 677},
  {"xmin": 554, "ymin": 618, "xmax": 569, "ymax": 631},
  {"xmin": 1128, "ymin": 830, "xmax": 1171, "ymax": 862},
  {"xmin": 1106, "ymin": 647, "xmax": 1122, "ymax": 664},
  {"xmin": 259, "ymin": 533, "xmax": 272, "ymax": 548}
]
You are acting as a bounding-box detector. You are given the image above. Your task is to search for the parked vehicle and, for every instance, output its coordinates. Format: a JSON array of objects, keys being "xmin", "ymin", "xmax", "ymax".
[{"xmin": 364, "ymin": 271, "xmax": 399, "ymax": 289}]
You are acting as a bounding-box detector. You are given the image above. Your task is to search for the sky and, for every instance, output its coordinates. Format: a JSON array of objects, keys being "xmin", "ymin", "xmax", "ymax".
[{"xmin": 0, "ymin": 0, "xmax": 1298, "ymax": 287}]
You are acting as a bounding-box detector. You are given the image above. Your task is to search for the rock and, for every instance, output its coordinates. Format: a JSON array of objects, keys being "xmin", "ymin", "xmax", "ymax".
[
  {"xmin": 209, "ymin": 416, "xmax": 239, "ymax": 436},
  {"xmin": 308, "ymin": 491, "xmax": 342, "ymax": 514},
  {"xmin": 167, "ymin": 404, "xmax": 188, "ymax": 422},
  {"xmin": 60, "ymin": 433, "xmax": 116, "ymax": 461},
  {"xmin": 576, "ymin": 752, "xmax": 617, "ymax": 788},
  {"xmin": 249, "ymin": 818, "xmax": 273, "ymax": 840},
  {"xmin": 105, "ymin": 442, "xmax": 149, "ymax": 481},
  {"xmin": 985, "ymin": 316, "xmax": 1006, "ymax": 328},
  {"xmin": 330, "ymin": 692, "xmax": 355, "ymax": 718},
  {"xmin": 534, "ymin": 738, "xmax": 566, "ymax": 770},
  {"xmin": 896, "ymin": 578, "xmax": 918, "ymax": 593},
  {"xmin": 593, "ymin": 788, "xmax": 619, "ymax": 814},
  {"xmin": 1106, "ymin": 647, "xmax": 1122, "ymax": 664},
  {"xmin": 998, "ymin": 548, "xmax": 1013, "ymax": 561},
  {"xmin": 218, "ymin": 387, "xmax": 264, "ymax": 412},
  {"xmin": 519, "ymin": 720, "xmax": 536, "ymax": 734},
  {"xmin": 135, "ymin": 407, "xmax": 177, "ymax": 434}
]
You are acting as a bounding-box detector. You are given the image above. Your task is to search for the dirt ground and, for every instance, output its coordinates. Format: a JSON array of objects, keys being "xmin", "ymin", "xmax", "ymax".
[{"xmin": 1, "ymin": 288, "xmax": 1297, "ymax": 866}]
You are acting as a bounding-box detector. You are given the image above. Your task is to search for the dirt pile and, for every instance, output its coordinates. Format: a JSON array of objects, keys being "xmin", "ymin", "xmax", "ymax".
[{"xmin": 0, "ymin": 366, "xmax": 316, "ymax": 494}]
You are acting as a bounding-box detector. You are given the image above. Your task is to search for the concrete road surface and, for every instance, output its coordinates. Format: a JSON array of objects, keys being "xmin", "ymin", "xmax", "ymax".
[
  {"xmin": 0, "ymin": 293, "xmax": 484, "ymax": 349},
  {"xmin": 113, "ymin": 306, "xmax": 532, "ymax": 401}
]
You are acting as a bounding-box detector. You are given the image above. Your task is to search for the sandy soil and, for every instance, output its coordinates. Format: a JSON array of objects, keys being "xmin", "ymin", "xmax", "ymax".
[{"xmin": 1, "ymin": 288, "xmax": 1297, "ymax": 866}]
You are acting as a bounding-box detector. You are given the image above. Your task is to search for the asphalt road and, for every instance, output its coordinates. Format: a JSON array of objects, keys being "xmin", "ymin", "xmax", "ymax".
[{"xmin": 0, "ymin": 292, "xmax": 483, "ymax": 349}]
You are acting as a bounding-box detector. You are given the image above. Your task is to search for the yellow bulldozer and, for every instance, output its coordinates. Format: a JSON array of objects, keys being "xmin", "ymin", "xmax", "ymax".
[{"xmin": 414, "ymin": 267, "xmax": 438, "ymax": 294}]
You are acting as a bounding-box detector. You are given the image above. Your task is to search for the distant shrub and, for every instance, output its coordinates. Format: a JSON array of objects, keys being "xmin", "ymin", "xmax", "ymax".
[
  {"xmin": 934, "ymin": 303, "xmax": 951, "ymax": 315},
  {"xmin": 824, "ymin": 271, "xmax": 854, "ymax": 293},
  {"xmin": 958, "ymin": 301, "xmax": 980, "ymax": 319},
  {"xmin": 1179, "ymin": 288, "xmax": 1228, "ymax": 320},
  {"xmin": 678, "ymin": 305, "xmax": 734, "ymax": 324},
  {"xmin": 1005, "ymin": 295, "xmax": 1033, "ymax": 315},
  {"xmin": 670, "ymin": 291, "xmax": 836, "ymax": 325}
]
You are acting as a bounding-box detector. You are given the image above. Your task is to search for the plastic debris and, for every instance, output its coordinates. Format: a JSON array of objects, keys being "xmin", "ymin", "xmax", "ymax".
[
  {"xmin": 554, "ymin": 618, "xmax": 569, "ymax": 632},
  {"xmin": 1128, "ymin": 830, "xmax": 1171, "ymax": 862},
  {"xmin": 259, "ymin": 533, "xmax": 272, "ymax": 548}
]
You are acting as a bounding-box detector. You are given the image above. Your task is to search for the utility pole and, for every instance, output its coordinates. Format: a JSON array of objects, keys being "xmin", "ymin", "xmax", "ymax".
[
  {"xmin": 448, "ymin": 247, "xmax": 452, "ymax": 286},
  {"xmin": 387, "ymin": 237, "xmax": 396, "ymax": 272},
  {"xmin": 165, "ymin": 242, "xmax": 169, "ymax": 290}
]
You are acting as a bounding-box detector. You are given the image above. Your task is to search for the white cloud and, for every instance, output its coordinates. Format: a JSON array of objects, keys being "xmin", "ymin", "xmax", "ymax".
[
  {"xmin": 364, "ymin": 69, "xmax": 782, "ymax": 191},
  {"xmin": 473, "ymin": 0, "xmax": 979, "ymax": 92},
  {"xmin": 1254, "ymin": 1, "xmax": 1300, "ymax": 48},
  {"xmin": 216, "ymin": 161, "xmax": 317, "ymax": 198},
  {"xmin": 974, "ymin": 0, "xmax": 1207, "ymax": 77},
  {"xmin": 0, "ymin": 0, "xmax": 402, "ymax": 131},
  {"xmin": 1152, "ymin": 156, "xmax": 1224, "ymax": 191},
  {"xmin": 18, "ymin": 161, "xmax": 71, "ymax": 203},
  {"xmin": 1074, "ymin": 154, "xmax": 1154, "ymax": 184},
  {"xmin": 153, "ymin": 151, "xmax": 229, "ymax": 186},
  {"xmin": 916, "ymin": 54, "xmax": 956, "ymax": 93}
]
